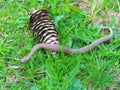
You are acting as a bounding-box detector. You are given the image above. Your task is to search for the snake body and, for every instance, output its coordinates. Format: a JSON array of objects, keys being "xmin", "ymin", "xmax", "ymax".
[{"xmin": 21, "ymin": 9, "xmax": 113, "ymax": 62}]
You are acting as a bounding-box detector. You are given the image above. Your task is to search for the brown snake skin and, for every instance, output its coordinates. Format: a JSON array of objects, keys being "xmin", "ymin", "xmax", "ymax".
[{"xmin": 21, "ymin": 26, "xmax": 113, "ymax": 62}]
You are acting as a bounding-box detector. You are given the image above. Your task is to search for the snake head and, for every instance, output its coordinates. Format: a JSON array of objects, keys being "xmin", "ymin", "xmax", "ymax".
[{"xmin": 20, "ymin": 57, "xmax": 30, "ymax": 62}]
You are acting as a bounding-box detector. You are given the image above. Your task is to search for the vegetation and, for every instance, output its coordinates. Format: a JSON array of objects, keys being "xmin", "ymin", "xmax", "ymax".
[{"xmin": 0, "ymin": 0, "xmax": 120, "ymax": 90}]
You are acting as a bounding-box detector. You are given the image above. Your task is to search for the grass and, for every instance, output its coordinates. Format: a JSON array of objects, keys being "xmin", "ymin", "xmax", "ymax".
[{"xmin": 0, "ymin": 0, "xmax": 120, "ymax": 90}]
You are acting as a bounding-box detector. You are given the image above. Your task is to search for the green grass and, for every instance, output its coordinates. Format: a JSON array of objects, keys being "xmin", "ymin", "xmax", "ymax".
[{"xmin": 0, "ymin": 0, "xmax": 120, "ymax": 90}]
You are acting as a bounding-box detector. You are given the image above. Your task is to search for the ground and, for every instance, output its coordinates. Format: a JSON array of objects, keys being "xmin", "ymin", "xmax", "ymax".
[{"xmin": 0, "ymin": 0, "xmax": 120, "ymax": 90}]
